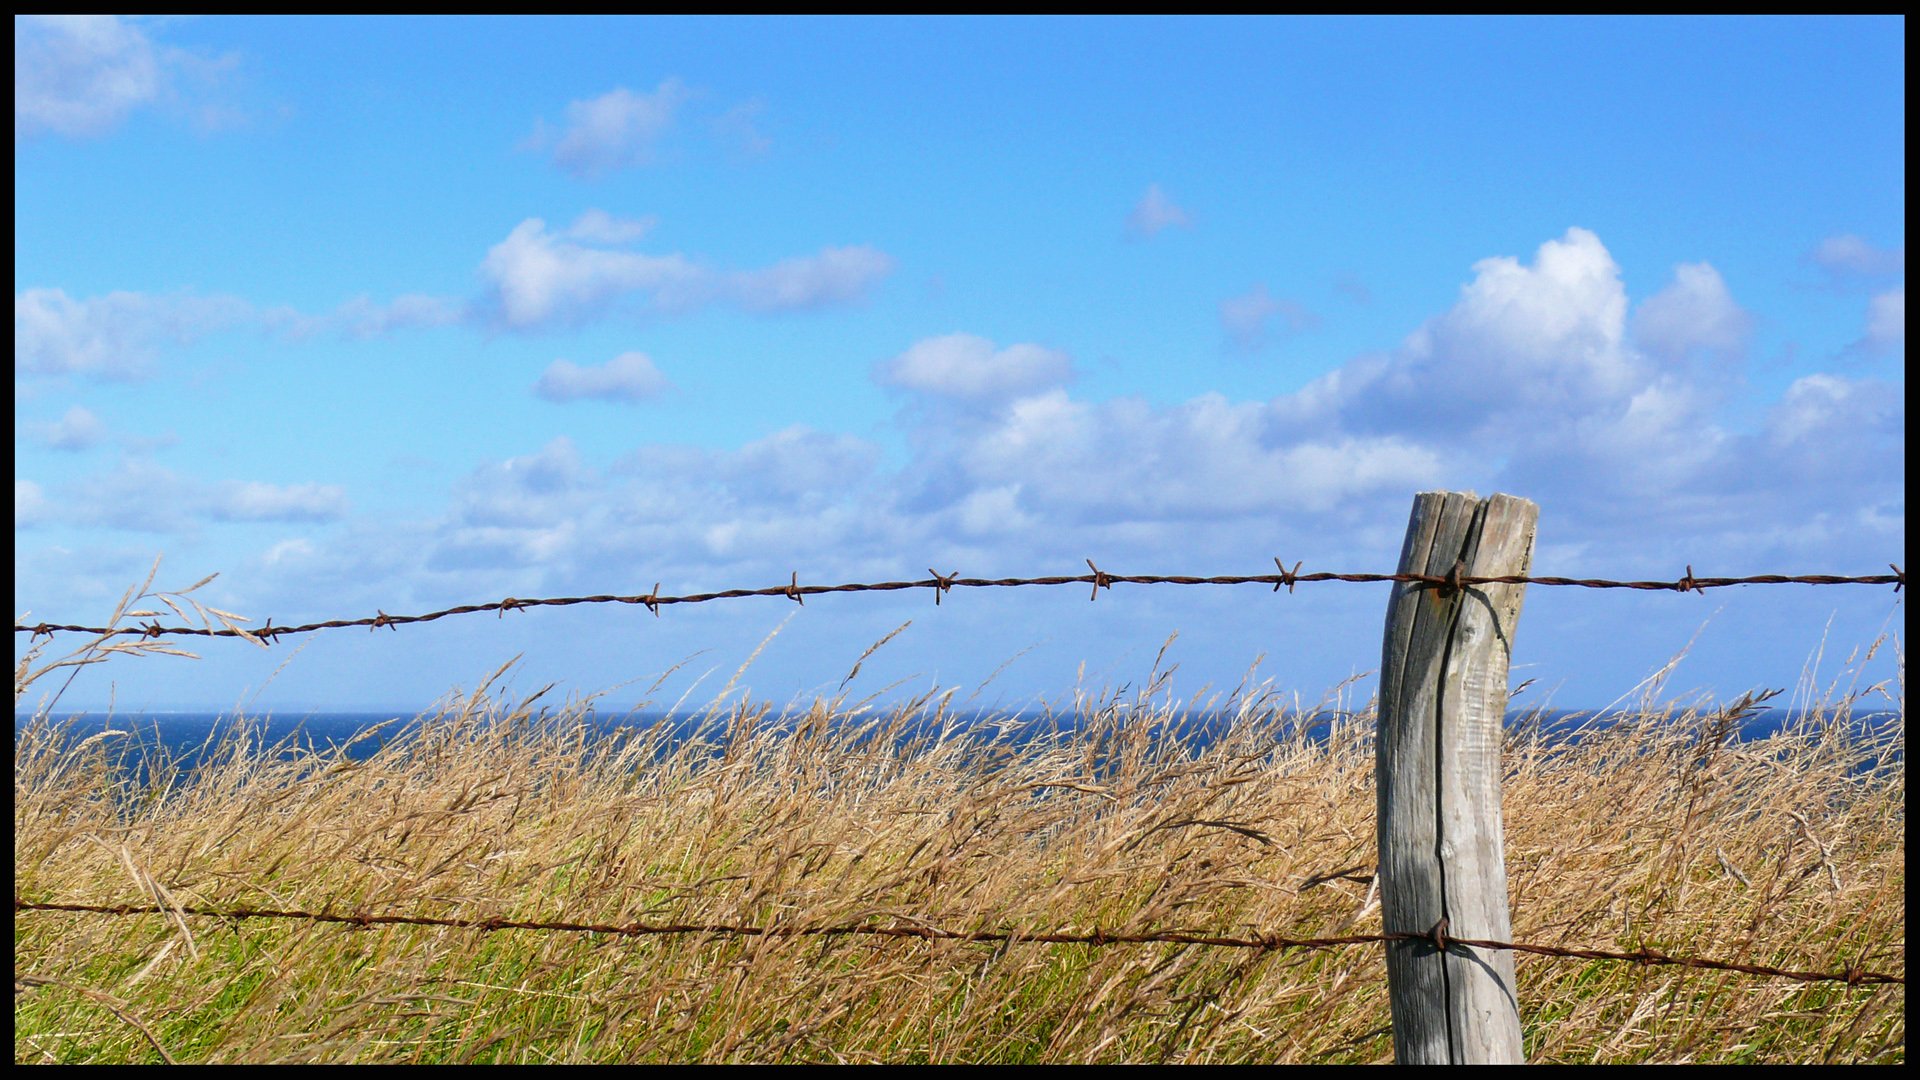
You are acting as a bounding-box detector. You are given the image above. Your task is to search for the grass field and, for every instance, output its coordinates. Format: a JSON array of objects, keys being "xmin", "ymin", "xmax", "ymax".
[{"xmin": 13, "ymin": 626, "xmax": 1904, "ymax": 1064}]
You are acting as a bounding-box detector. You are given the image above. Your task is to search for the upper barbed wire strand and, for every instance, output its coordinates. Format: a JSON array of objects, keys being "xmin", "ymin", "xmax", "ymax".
[{"xmin": 15, "ymin": 563, "xmax": 1905, "ymax": 643}]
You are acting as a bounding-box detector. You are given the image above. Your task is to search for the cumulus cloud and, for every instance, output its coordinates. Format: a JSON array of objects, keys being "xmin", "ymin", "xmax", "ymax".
[
  {"xmin": 14, "ymin": 287, "xmax": 251, "ymax": 379},
  {"xmin": 15, "ymin": 15, "xmax": 244, "ymax": 140},
  {"xmin": 477, "ymin": 217, "xmax": 892, "ymax": 329},
  {"xmin": 1862, "ymin": 286, "xmax": 1904, "ymax": 353},
  {"xmin": 1632, "ymin": 261, "xmax": 1752, "ymax": 368},
  {"xmin": 1220, "ymin": 284, "xmax": 1318, "ymax": 350},
  {"xmin": 15, "ymin": 15, "xmax": 164, "ymax": 139},
  {"xmin": 477, "ymin": 218, "xmax": 705, "ymax": 328},
  {"xmin": 1126, "ymin": 183, "xmax": 1192, "ymax": 238},
  {"xmin": 1758, "ymin": 372, "xmax": 1904, "ymax": 503},
  {"xmin": 1409, "ymin": 227, "xmax": 1633, "ymax": 398},
  {"xmin": 1274, "ymin": 227, "xmax": 1646, "ymax": 442},
  {"xmin": 23, "ymin": 404, "xmax": 106, "ymax": 450},
  {"xmin": 1225, "ymin": 228, "xmax": 1900, "ymax": 567},
  {"xmin": 526, "ymin": 80, "xmax": 692, "ymax": 179},
  {"xmin": 875, "ymin": 333, "xmax": 1073, "ymax": 404},
  {"xmin": 534, "ymin": 351, "xmax": 673, "ymax": 403},
  {"xmin": 1810, "ymin": 234, "xmax": 1904, "ymax": 279}
]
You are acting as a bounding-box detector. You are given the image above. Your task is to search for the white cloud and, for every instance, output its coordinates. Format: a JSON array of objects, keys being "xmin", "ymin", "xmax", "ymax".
[
  {"xmin": 565, "ymin": 208, "xmax": 658, "ymax": 244},
  {"xmin": 14, "ymin": 15, "xmax": 163, "ymax": 139},
  {"xmin": 1759, "ymin": 373, "xmax": 1903, "ymax": 481},
  {"xmin": 477, "ymin": 218, "xmax": 894, "ymax": 329},
  {"xmin": 63, "ymin": 458, "xmax": 193, "ymax": 531},
  {"xmin": 30, "ymin": 460, "xmax": 349, "ymax": 532},
  {"xmin": 1412, "ymin": 227, "xmax": 1633, "ymax": 397},
  {"xmin": 14, "ymin": 287, "xmax": 251, "ymax": 379},
  {"xmin": 262, "ymin": 537, "xmax": 318, "ymax": 568},
  {"xmin": 454, "ymin": 437, "xmax": 593, "ymax": 528},
  {"xmin": 1277, "ymin": 227, "xmax": 1644, "ymax": 442},
  {"xmin": 1810, "ymin": 234, "xmax": 1904, "ymax": 278},
  {"xmin": 719, "ymin": 426, "xmax": 879, "ymax": 501},
  {"xmin": 875, "ymin": 333, "xmax": 1074, "ymax": 403},
  {"xmin": 18, "ymin": 287, "xmax": 460, "ymax": 376},
  {"xmin": 954, "ymin": 484, "xmax": 1034, "ymax": 538},
  {"xmin": 477, "ymin": 218, "xmax": 705, "ymax": 328},
  {"xmin": 528, "ymin": 80, "xmax": 692, "ymax": 179},
  {"xmin": 1632, "ymin": 261, "xmax": 1752, "ymax": 366},
  {"xmin": 327, "ymin": 293, "xmax": 465, "ymax": 338},
  {"xmin": 1220, "ymin": 284, "xmax": 1318, "ymax": 350},
  {"xmin": 1126, "ymin": 184, "xmax": 1192, "ymax": 238},
  {"xmin": 14, "ymin": 15, "xmax": 244, "ymax": 141},
  {"xmin": 534, "ymin": 351, "xmax": 673, "ymax": 403},
  {"xmin": 729, "ymin": 246, "xmax": 895, "ymax": 312},
  {"xmin": 15, "ymin": 479, "xmax": 48, "ymax": 526},
  {"xmin": 1722, "ymin": 372, "xmax": 1905, "ymax": 531},
  {"xmin": 955, "ymin": 390, "xmax": 1442, "ymax": 521},
  {"xmin": 212, "ymin": 481, "xmax": 349, "ymax": 523},
  {"xmin": 1863, "ymin": 286, "xmax": 1904, "ymax": 352},
  {"xmin": 23, "ymin": 404, "xmax": 106, "ymax": 450},
  {"xmin": 420, "ymin": 428, "xmax": 876, "ymax": 583}
]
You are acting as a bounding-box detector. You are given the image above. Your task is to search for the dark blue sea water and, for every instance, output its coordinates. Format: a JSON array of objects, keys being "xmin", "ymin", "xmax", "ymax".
[{"xmin": 14, "ymin": 705, "xmax": 1902, "ymax": 777}]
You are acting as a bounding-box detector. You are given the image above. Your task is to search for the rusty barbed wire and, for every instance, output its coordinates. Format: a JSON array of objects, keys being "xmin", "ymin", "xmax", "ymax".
[
  {"xmin": 12, "ymin": 897, "xmax": 1899, "ymax": 987},
  {"xmin": 14, "ymin": 562, "xmax": 1906, "ymax": 643}
]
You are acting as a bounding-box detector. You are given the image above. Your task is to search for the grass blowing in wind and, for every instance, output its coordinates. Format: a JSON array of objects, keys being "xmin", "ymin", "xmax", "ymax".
[{"xmin": 11, "ymin": 564, "xmax": 1905, "ymax": 1063}]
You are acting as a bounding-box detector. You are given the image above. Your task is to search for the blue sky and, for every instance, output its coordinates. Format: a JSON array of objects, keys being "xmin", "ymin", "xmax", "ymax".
[{"xmin": 14, "ymin": 15, "xmax": 1905, "ymax": 717}]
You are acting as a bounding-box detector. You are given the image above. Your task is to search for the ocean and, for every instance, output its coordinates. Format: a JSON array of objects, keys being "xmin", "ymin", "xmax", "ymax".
[{"xmin": 14, "ymin": 704, "xmax": 1903, "ymax": 777}]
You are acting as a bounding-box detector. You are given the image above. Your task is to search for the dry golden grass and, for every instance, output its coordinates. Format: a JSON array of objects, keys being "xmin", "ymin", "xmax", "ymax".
[
  {"xmin": 12, "ymin": 568, "xmax": 1906, "ymax": 1063},
  {"xmin": 13, "ymin": 635, "xmax": 1903, "ymax": 1064}
]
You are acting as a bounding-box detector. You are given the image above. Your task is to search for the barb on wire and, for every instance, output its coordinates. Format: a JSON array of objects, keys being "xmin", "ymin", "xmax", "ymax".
[
  {"xmin": 929, "ymin": 569, "xmax": 957, "ymax": 606},
  {"xmin": 12, "ymin": 898, "xmax": 1901, "ymax": 987},
  {"xmin": 14, "ymin": 564, "xmax": 1904, "ymax": 643},
  {"xmin": 1086, "ymin": 559, "xmax": 1112, "ymax": 601},
  {"xmin": 1273, "ymin": 558, "xmax": 1303, "ymax": 594}
]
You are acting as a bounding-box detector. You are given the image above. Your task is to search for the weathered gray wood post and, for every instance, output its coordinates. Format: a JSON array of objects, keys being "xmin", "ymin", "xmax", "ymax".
[{"xmin": 1377, "ymin": 491, "xmax": 1536, "ymax": 1064}]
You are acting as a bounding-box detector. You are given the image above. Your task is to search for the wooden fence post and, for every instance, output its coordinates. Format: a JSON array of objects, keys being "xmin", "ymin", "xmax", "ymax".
[{"xmin": 1377, "ymin": 491, "xmax": 1536, "ymax": 1064}]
